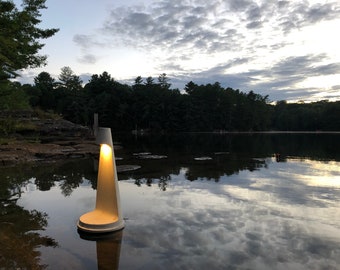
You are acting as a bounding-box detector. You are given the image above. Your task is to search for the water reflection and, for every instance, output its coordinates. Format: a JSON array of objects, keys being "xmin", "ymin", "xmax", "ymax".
[
  {"xmin": 115, "ymin": 133, "xmax": 340, "ymax": 190},
  {"xmin": 79, "ymin": 231, "xmax": 123, "ymax": 270},
  {"xmin": 0, "ymin": 160, "xmax": 96, "ymax": 269},
  {"xmin": 0, "ymin": 159, "xmax": 97, "ymax": 195},
  {"xmin": 0, "ymin": 134, "xmax": 339, "ymax": 269},
  {"xmin": 0, "ymin": 164, "xmax": 59, "ymax": 269},
  {"xmin": 118, "ymin": 152, "xmax": 269, "ymax": 189},
  {"xmin": 0, "ymin": 202, "xmax": 57, "ymax": 269},
  {"xmin": 118, "ymin": 160, "xmax": 340, "ymax": 269},
  {"xmin": 116, "ymin": 133, "xmax": 340, "ymax": 162}
]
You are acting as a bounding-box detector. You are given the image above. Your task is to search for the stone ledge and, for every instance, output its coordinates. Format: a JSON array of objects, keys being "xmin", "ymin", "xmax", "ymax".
[{"xmin": 0, "ymin": 140, "xmax": 99, "ymax": 166}]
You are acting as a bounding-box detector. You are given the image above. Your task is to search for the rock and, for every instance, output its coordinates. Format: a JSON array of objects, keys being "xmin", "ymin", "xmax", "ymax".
[
  {"xmin": 0, "ymin": 141, "xmax": 99, "ymax": 166},
  {"xmin": 133, "ymin": 152, "xmax": 152, "ymax": 156},
  {"xmin": 194, "ymin": 156, "xmax": 213, "ymax": 161},
  {"xmin": 214, "ymin": 152, "xmax": 230, "ymax": 155},
  {"xmin": 117, "ymin": 165, "xmax": 141, "ymax": 172},
  {"xmin": 36, "ymin": 118, "xmax": 91, "ymax": 137},
  {"xmin": 132, "ymin": 152, "xmax": 167, "ymax": 159},
  {"xmin": 0, "ymin": 111, "xmax": 98, "ymax": 165}
]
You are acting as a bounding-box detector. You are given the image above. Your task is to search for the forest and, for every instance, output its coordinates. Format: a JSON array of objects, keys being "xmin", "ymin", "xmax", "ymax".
[{"xmin": 0, "ymin": 67, "xmax": 339, "ymax": 133}]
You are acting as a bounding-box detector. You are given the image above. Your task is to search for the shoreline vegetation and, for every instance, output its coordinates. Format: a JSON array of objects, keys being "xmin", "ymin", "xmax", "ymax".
[
  {"xmin": 2, "ymin": 73, "xmax": 340, "ymax": 133},
  {"xmin": 0, "ymin": 110, "xmax": 339, "ymax": 166},
  {"xmin": 1, "ymin": 76, "xmax": 339, "ymax": 166}
]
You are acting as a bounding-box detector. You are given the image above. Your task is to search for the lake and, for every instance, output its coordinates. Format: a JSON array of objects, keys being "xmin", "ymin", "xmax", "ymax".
[{"xmin": 1, "ymin": 133, "xmax": 340, "ymax": 269}]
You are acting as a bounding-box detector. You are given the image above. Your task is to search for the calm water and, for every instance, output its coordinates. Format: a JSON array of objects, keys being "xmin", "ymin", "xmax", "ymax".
[{"xmin": 1, "ymin": 133, "xmax": 340, "ymax": 270}]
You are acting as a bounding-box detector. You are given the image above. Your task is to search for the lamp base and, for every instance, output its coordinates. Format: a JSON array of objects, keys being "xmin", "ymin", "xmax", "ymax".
[{"xmin": 77, "ymin": 210, "xmax": 125, "ymax": 233}]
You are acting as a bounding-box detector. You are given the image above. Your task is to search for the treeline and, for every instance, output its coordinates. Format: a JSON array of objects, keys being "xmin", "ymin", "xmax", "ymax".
[
  {"xmin": 272, "ymin": 100, "xmax": 340, "ymax": 131},
  {"xmin": 1, "ymin": 68, "xmax": 339, "ymax": 132}
]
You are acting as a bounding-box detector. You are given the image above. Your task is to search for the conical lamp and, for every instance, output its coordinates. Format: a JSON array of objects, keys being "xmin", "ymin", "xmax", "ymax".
[{"xmin": 77, "ymin": 127, "xmax": 124, "ymax": 233}]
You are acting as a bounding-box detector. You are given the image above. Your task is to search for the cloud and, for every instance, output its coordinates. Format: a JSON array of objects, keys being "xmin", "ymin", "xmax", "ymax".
[
  {"xmin": 73, "ymin": 34, "xmax": 108, "ymax": 65},
  {"xmin": 246, "ymin": 20, "xmax": 263, "ymax": 29},
  {"xmin": 77, "ymin": 54, "xmax": 98, "ymax": 64},
  {"xmin": 249, "ymin": 56, "xmax": 340, "ymax": 100},
  {"xmin": 73, "ymin": 34, "xmax": 104, "ymax": 49},
  {"xmin": 277, "ymin": 1, "xmax": 340, "ymax": 33},
  {"xmin": 78, "ymin": 0, "xmax": 339, "ymax": 60},
  {"xmin": 332, "ymin": 85, "xmax": 340, "ymax": 90},
  {"xmin": 102, "ymin": 0, "xmax": 244, "ymax": 54},
  {"xmin": 98, "ymin": 0, "xmax": 339, "ymax": 61},
  {"xmin": 270, "ymin": 54, "xmax": 328, "ymax": 77},
  {"xmin": 100, "ymin": 0, "xmax": 339, "ymax": 51},
  {"xmin": 161, "ymin": 57, "xmax": 253, "ymax": 90},
  {"xmin": 314, "ymin": 62, "xmax": 340, "ymax": 75},
  {"xmin": 251, "ymin": 54, "xmax": 340, "ymax": 94},
  {"xmin": 173, "ymin": 54, "xmax": 340, "ymax": 101},
  {"xmin": 13, "ymin": 70, "xmax": 38, "ymax": 84},
  {"xmin": 305, "ymin": 2, "xmax": 340, "ymax": 23},
  {"xmin": 227, "ymin": 0, "xmax": 253, "ymax": 12},
  {"xmin": 73, "ymin": 0, "xmax": 340, "ymax": 101},
  {"xmin": 79, "ymin": 73, "xmax": 92, "ymax": 84}
]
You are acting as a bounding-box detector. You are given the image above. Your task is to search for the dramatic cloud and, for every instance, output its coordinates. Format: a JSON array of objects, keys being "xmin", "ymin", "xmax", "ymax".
[
  {"xmin": 72, "ymin": 0, "xmax": 340, "ymax": 101},
  {"xmin": 101, "ymin": 0, "xmax": 339, "ymax": 51}
]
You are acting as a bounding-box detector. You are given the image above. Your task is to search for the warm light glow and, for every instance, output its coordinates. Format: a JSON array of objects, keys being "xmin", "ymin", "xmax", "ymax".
[
  {"xmin": 78, "ymin": 127, "xmax": 124, "ymax": 233},
  {"xmin": 100, "ymin": 144, "xmax": 112, "ymax": 159}
]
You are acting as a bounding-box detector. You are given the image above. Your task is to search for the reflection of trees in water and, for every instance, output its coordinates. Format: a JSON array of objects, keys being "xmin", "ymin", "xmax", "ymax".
[
  {"xmin": 0, "ymin": 159, "xmax": 97, "ymax": 268},
  {"xmin": 59, "ymin": 176, "xmax": 85, "ymax": 197},
  {"xmin": 134, "ymin": 176, "xmax": 170, "ymax": 191},
  {"xmin": 120, "ymin": 152, "xmax": 267, "ymax": 186},
  {"xmin": 117, "ymin": 133, "xmax": 340, "ymax": 162},
  {"xmin": 0, "ymin": 202, "xmax": 58, "ymax": 269},
  {"xmin": 34, "ymin": 159, "xmax": 97, "ymax": 195},
  {"xmin": 117, "ymin": 133, "xmax": 275, "ymax": 186},
  {"xmin": 115, "ymin": 133, "xmax": 340, "ymax": 189},
  {"xmin": 0, "ymin": 159, "xmax": 97, "ymax": 197},
  {"xmin": 0, "ymin": 167, "xmax": 58, "ymax": 269},
  {"xmin": 184, "ymin": 155, "xmax": 267, "ymax": 182},
  {"xmin": 270, "ymin": 133, "xmax": 340, "ymax": 161},
  {"xmin": 158, "ymin": 176, "xmax": 169, "ymax": 191}
]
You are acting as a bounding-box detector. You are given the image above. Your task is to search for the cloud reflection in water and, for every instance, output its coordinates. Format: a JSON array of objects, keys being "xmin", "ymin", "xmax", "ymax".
[
  {"xmin": 119, "ymin": 159, "xmax": 340, "ymax": 270},
  {"xmin": 5, "ymin": 155, "xmax": 339, "ymax": 269}
]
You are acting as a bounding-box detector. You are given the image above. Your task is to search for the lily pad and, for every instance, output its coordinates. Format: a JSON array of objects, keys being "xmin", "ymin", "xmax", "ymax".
[
  {"xmin": 133, "ymin": 152, "xmax": 151, "ymax": 156},
  {"xmin": 117, "ymin": 165, "xmax": 141, "ymax": 172},
  {"xmin": 214, "ymin": 152, "xmax": 230, "ymax": 155},
  {"xmin": 194, "ymin": 156, "xmax": 213, "ymax": 161},
  {"xmin": 138, "ymin": 155, "xmax": 167, "ymax": 159}
]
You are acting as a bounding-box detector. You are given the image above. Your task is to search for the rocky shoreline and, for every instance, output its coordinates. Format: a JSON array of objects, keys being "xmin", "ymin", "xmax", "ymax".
[
  {"xmin": 0, "ymin": 114, "xmax": 99, "ymax": 166},
  {"xmin": 0, "ymin": 140, "xmax": 99, "ymax": 166}
]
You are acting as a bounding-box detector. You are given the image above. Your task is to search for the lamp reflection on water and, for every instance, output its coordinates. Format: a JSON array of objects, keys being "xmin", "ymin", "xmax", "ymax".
[
  {"xmin": 77, "ymin": 127, "xmax": 124, "ymax": 233},
  {"xmin": 78, "ymin": 230, "xmax": 123, "ymax": 270}
]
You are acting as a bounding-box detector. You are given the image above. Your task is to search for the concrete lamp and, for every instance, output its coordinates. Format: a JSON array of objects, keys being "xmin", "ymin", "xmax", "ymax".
[{"xmin": 77, "ymin": 127, "xmax": 124, "ymax": 233}]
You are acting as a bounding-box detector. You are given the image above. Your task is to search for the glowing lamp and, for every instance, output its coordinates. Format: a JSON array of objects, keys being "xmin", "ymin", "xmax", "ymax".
[{"xmin": 77, "ymin": 127, "xmax": 124, "ymax": 233}]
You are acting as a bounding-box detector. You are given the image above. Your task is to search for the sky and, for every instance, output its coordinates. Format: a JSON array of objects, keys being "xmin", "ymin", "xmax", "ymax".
[{"xmin": 14, "ymin": 0, "xmax": 340, "ymax": 102}]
